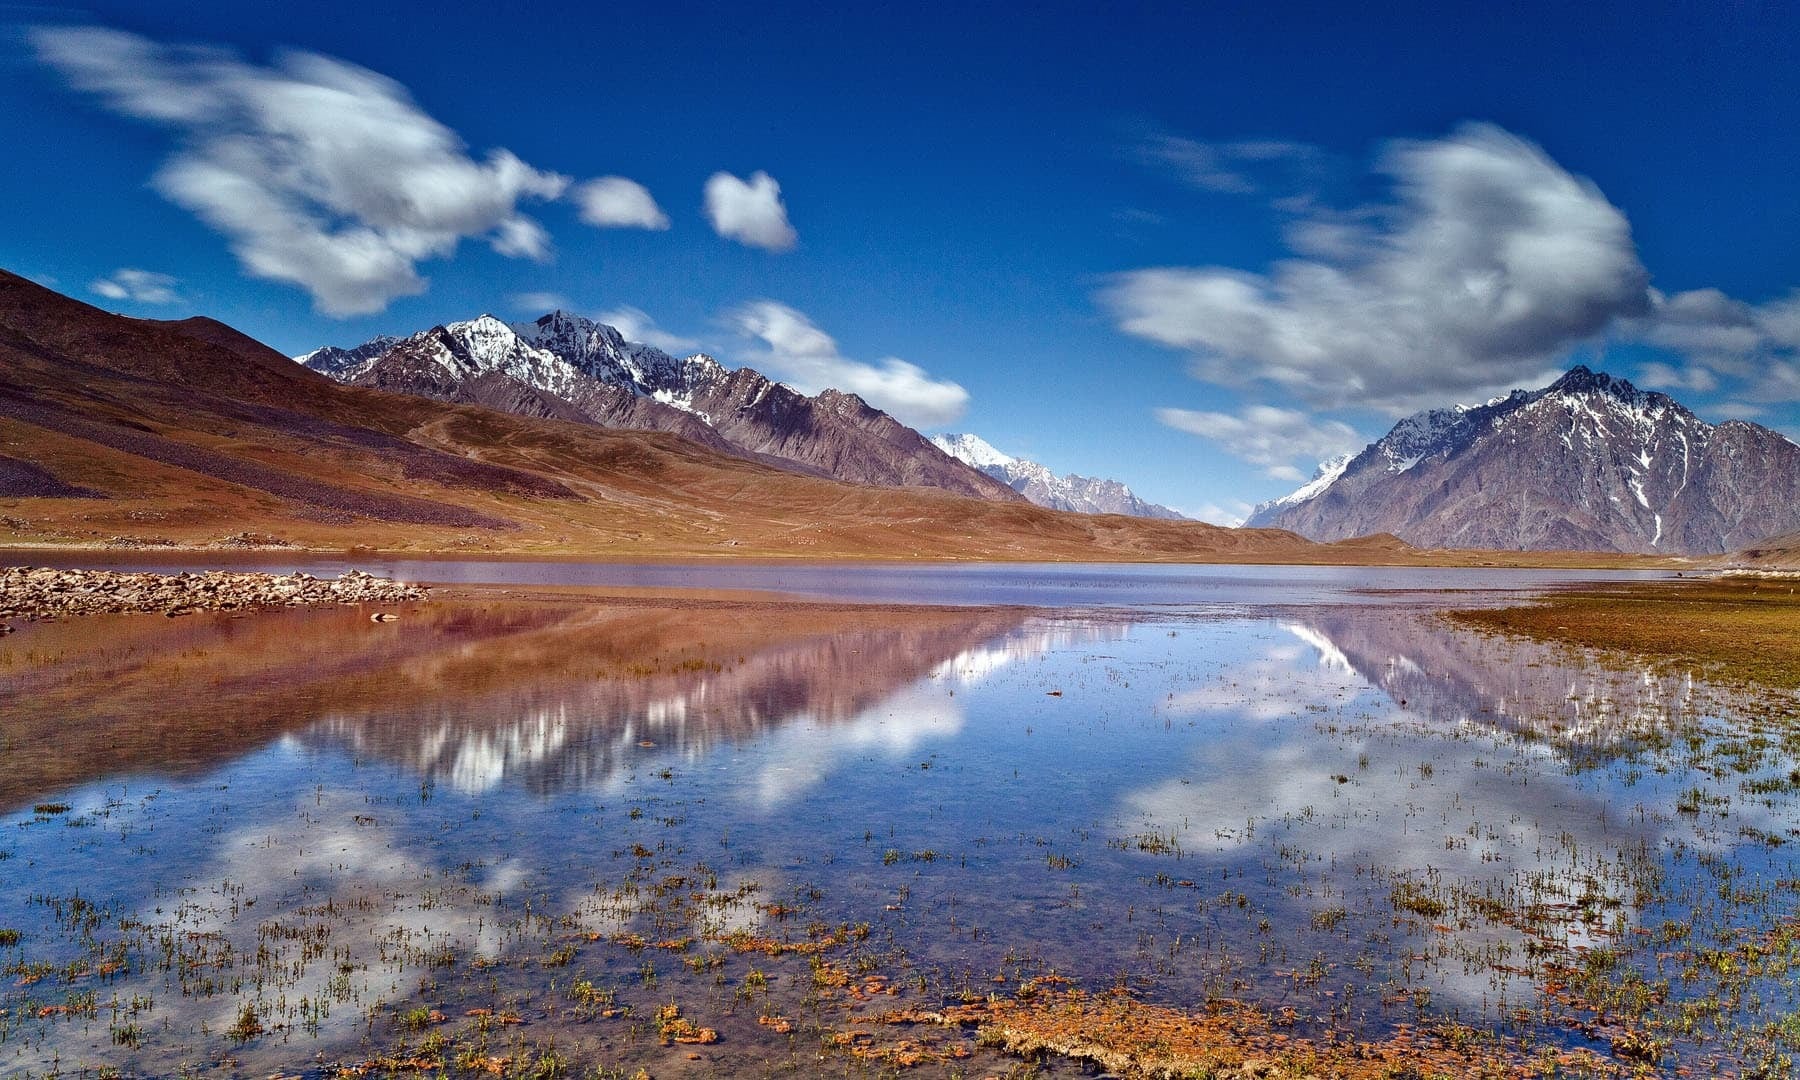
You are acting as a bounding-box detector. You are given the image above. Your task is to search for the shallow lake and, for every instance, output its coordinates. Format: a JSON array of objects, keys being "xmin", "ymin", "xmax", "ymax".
[{"xmin": 1, "ymin": 563, "xmax": 1795, "ymax": 1077}]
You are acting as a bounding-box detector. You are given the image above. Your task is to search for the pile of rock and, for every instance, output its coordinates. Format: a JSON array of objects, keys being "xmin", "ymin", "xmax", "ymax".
[{"xmin": 0, "ymin": 566, "xmax": 426, "ymax": 622}]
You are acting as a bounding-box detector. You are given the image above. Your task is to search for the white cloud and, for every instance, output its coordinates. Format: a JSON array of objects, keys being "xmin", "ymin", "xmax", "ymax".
[
  {"xmin": 728, "ymin": 300, "xmax": 968, "ymax": 427},
  {"xmin": 1137, "ymin": 129, "xmax": 1325, "ymax": 195},
  {"xmin": 1106, "ymin": 123, "xmax": 1653, "ymax": 416},
  {"xmin": 1189, "ymin": 500, "xmax": 1254, "ymax": 528},
  {"xmin": 489, "ymin": 216, "xmax": 554, "ymax": 260},
  {"xmin": 704, "ymin": 171, "xmax": 797, "ymax": 252},
  {"xmin": 572, "ymin": 176, "xmax": 669, "ymax": 231},
  {"xmin": 1705, "ymin": 400, "xmax": 1770, "ymax": 420},
  {"xmin": 596, "ymin": 305, "xmax": 700, "ymax": 355},
  {"xmin": 35, "ymin": 26, "xmax": 576, "ymax": 317},
  {"xmin": 1634, "ymin": 287, "xmax": 1800, "ymax": 402},
  {"xmin": 509, "ymin": 291, "xmax": 571, "ymax": 314},
  {"xmin": 1156, "ymin": 404, "xmax": 1362, "ymax": 478},
  {"xmin": 1636, "ymin": 359, "xmax": 1718, "ymax": 394},
  {"xmin": 90, "ymin": 268, "xmax": 181, "ymax": 305}
]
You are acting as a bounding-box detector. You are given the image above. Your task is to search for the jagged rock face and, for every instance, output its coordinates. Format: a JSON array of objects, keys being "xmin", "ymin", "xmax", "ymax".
[
  {"xmin": 302, "ymin": 312, "xmax": 1018, "ymax": 502},
  {"xmin": 293, "ymin": 336, "xmax": 400, "ymax": 379},
  {"xmin": 1248, "ymin": 367, "xmax": 1800, "ymax": 554},
  {"xmin": 930, "ymin": 433, "xmax": 1185, "ymax": 518}
]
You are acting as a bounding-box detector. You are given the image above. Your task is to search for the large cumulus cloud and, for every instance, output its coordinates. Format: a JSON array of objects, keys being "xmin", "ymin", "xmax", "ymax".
[{"xmin": 1107, "ymin": 124, "xmax": 1654, "ymax": 417}]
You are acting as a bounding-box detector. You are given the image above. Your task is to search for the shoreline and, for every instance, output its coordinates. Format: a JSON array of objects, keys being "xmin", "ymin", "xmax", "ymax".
[
  {"xmin": 0, "ymin": 538, "xmax": 1699, "ymax": 572},
  {"xmin": 0, "ymin": 565, "xmax": 425, "ymax": 622}
]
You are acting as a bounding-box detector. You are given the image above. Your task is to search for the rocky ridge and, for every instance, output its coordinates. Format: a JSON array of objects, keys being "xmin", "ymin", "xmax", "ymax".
[
  {"xmin": 302, "ymin": 312, "xmax": 1020, "ymax": 502},
  {"xmin": 1247, "ymin": 367, "xmax": 1800, "ymax": 554},
  {"xmin": 931, "ymin": 433, "xmax": 1185, "ymax": 519},
  {"xmin": 0, "ymin": 567, "xmax": 424, "ymax": 622}
]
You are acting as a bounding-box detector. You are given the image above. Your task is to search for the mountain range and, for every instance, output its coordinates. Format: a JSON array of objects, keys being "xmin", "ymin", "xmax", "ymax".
[
  {"xmin": 299, "ymin": 312, "xmax": 1022, "ymax": 503},
  {"xmin": 931, "ymin": 433, "xmax": 1185, "ymax": 518},
  {"xmin": 1248, "ymin": 366, "xmax": 1800, "ymax": 555},
  {"xmin": 0, "ymin": 268, "xmax": 1335, "ymax": 562},
  {"xmin": 9, "ymin": 264, "xmax": 1793, "ymax": 562}
]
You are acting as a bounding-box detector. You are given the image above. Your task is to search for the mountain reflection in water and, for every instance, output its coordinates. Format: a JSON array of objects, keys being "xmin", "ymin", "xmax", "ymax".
[
  {"xmin": 301, "ymin": 613, "xmax": 1122, "ymax": 799},
  {"xmin": 0, "ymin": 597, "xmax": 1100, "ymax": 809},
  {"xmin": 4, "ymin": 586, "xmax": 1793, "ymax": 1077},
  {"xmin": 1292, "ymin": 609, "xmax": 1691, "ymax": 757}
]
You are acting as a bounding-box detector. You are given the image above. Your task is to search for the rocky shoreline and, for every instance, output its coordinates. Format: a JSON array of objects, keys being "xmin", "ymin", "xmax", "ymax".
[{"xmin": 0, "ymin": 566, "xmax": 425, "ymax": 623}]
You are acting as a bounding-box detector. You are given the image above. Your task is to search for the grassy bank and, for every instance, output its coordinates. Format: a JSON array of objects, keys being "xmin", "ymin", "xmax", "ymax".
[{"xmin": 1451, "ymin": 574, "xmax": 1800, "ymax": 691}]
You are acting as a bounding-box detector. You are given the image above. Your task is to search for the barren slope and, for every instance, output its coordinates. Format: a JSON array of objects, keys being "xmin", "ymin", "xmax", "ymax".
[{"xmin": 0, "ymin": 269, "xmax": 1342, "ymax": 562}]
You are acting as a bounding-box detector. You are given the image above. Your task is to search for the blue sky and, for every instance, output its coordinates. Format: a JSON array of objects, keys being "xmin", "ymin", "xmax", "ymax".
[{"xmin": 4, "ymin": 1, "xmax": 1798, "ymax": 522}]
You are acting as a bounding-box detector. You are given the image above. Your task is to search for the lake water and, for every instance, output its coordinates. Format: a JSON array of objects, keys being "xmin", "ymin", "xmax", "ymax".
[{"xmin": 1, "ymin": 563, "xmax": 1794, "ymax": 1077}]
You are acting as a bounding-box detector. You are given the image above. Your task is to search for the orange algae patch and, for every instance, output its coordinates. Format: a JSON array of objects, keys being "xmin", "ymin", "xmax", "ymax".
[
  {"xmin": 868, "ymin": 981, "xmax": 1630, "ymax": 1079},
  {"xmin": 654, "ymin": 1003, "xmax": 719, "ymax": 1046},
  {"xmin": 828, "ymin": 1029, "xmax": 970, "ymax": 1069}
]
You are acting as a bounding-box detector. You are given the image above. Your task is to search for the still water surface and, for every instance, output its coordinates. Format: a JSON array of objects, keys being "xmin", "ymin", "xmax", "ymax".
[
  {"xmin": 15, "ymin": 553, "xmax": 1676, "ymax": 606},
  {"xmin": 0, "ymin": 563, "xmax": 1792, "ymax": 1076}
]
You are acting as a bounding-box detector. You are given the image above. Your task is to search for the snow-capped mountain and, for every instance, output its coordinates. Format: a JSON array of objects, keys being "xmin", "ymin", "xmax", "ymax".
[
  {"xmin": 298, "ymin": 312, "xmax": 1021, "ymax": 502},
  {"xmin": 931, "ymin": 433, "xmax": 1186, "ymax": 519},
  {"xmin": 294, "ymin": 335, "xmax": 400, "ymax": 379},
  {"xmin": 933, "ymin": 432, "xmax": 1018, "ymax": 470},
  {"xmin": 1252, "ymin": 453, "xmax": 1352, "ymax": 518},
  {"xmin": 1246, "ymin": 366, "xmax": 1800, "ymax": 554}
]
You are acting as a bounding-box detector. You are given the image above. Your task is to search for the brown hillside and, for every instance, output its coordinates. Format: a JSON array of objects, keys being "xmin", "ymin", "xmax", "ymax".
[
  {"xmin": 0, "ymin": 269, "xmax": 1336, "ymax": 560},
  {"xmin": 1730, "ymin": 530, "xmax": 1800, "ymax": 569}
]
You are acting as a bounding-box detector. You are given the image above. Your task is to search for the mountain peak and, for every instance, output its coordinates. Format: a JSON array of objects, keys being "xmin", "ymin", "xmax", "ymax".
[
  {"xmin": 295, "ymin": 304, "xmax": 1025, "ymax": 504},
  {"xmin": 932, "ymin": 433, "xmax": 1016, "ymax": 468},
  {"xmin": 1547, "ymin": 365, "xmax": 1642, "ymax": 399},
  {"xmin": 932, "ymin": 432, "xmax": 1185, "ymax": 519},
  {"xmin": 1248, "ymin": 364, "xmax": 1800, "ymax": 553}
]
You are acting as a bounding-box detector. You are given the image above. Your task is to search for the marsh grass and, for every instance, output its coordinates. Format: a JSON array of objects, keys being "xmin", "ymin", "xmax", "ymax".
[{"xmin": 1451, "ymin": 576, "xmax": 1800, "ymax": 693}]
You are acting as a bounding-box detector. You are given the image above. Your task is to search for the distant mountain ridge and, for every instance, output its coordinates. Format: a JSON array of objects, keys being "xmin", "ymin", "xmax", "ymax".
[
  {"xmin": 932, "ymin": 433, "xmax": 1185, "ymax": 519},
  {"xmin": 299, "ymin": 312, "xmax": 1022, "ymax": 503},
  {"xmin": 1247, "ymin": 366, "xmax": 1800, "ymax": 554},
  {"xmin": 0, "ymin": 267, "xmax": 1322, "ymax": 562}
]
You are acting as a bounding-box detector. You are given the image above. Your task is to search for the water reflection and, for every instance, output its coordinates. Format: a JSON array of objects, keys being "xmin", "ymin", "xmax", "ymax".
[
  {"xmin": 2, "ymin": 592, "xmax": 1793, "ymax": 1076},
  {"xmin": 0, "ymin": 599, "xmax": 1037, "ymax": 809},
  {"xmin": 1296, "ymin": 610, "xmax": 1691, "ymax": 755},
  {"xmin": 299, "ymin": 614, "xmax": 1119, "ymax": 801}
]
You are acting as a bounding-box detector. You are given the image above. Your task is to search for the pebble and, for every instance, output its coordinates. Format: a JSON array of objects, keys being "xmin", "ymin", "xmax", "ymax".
[{"xmin": 0, "ymin": 566, "xmax": 426, "ymax": 621}]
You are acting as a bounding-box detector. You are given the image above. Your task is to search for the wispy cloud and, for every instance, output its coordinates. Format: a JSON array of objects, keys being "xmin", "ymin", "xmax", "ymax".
[
  {"xmin": 728, "ymin": 300, "xmax": 967, "ymax": 427},
  {"xmin": 572, "ymin": 176, "xmax": 669, "ymax": 231},
  {"xmin": 1189, "ymin": 500, "xmax": 1255, "ymax": 528},
  {"xmin": 1156, "ymin": 405, "xmax": 1361, "ymax": 480},
  {"xmin": 1136, "ymin": 129, "xmax": 1326, "ymax": 195},
  {"xmin": 90, "ymin": 267, "xmax": 181, "ymax": 305},
  {"xmin": 704, "ymin": 171, "xmax": 797, "ymax": 252},
  {"xmin": 1633, "ymin": 287, "xmax": 1800, "ymax": 403},
  {"xmin": 597, "ymin": 305, "xmax": 700, "ymax": 355},
  {"xmin": 509, "ymin": 291, "xmax": 571, "ymax": 314},
  {"xmin": 32, "ymin": 26, "xmax": 669, "ymax": 317},
  {"xmin": 1635, "ymin": 359, "xmax": 1718, "ymax": 394},
  {"xmin": 1107, "ymin": 123, "xmax": 1653, "ymax": 416}
]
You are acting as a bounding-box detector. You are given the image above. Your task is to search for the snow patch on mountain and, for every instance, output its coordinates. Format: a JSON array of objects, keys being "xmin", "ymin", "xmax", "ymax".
[
  {"xmin": 292, "ymin": 335, "xmax": 399, "ymax": 380},
  {"xmin": 303, "ymin": 310, "xmax": 730, "ymax": 407},
  {"xmin": 297, "ymin": 307, "xmax": 1025, "ymax": 503},
  {"xmin": 931, "ymin": 433, "xmax": 1015, "ymax": 469},
  {"xmin": 1251, "ymin": 453, "xmax": 1351, "ymax": 518}
]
